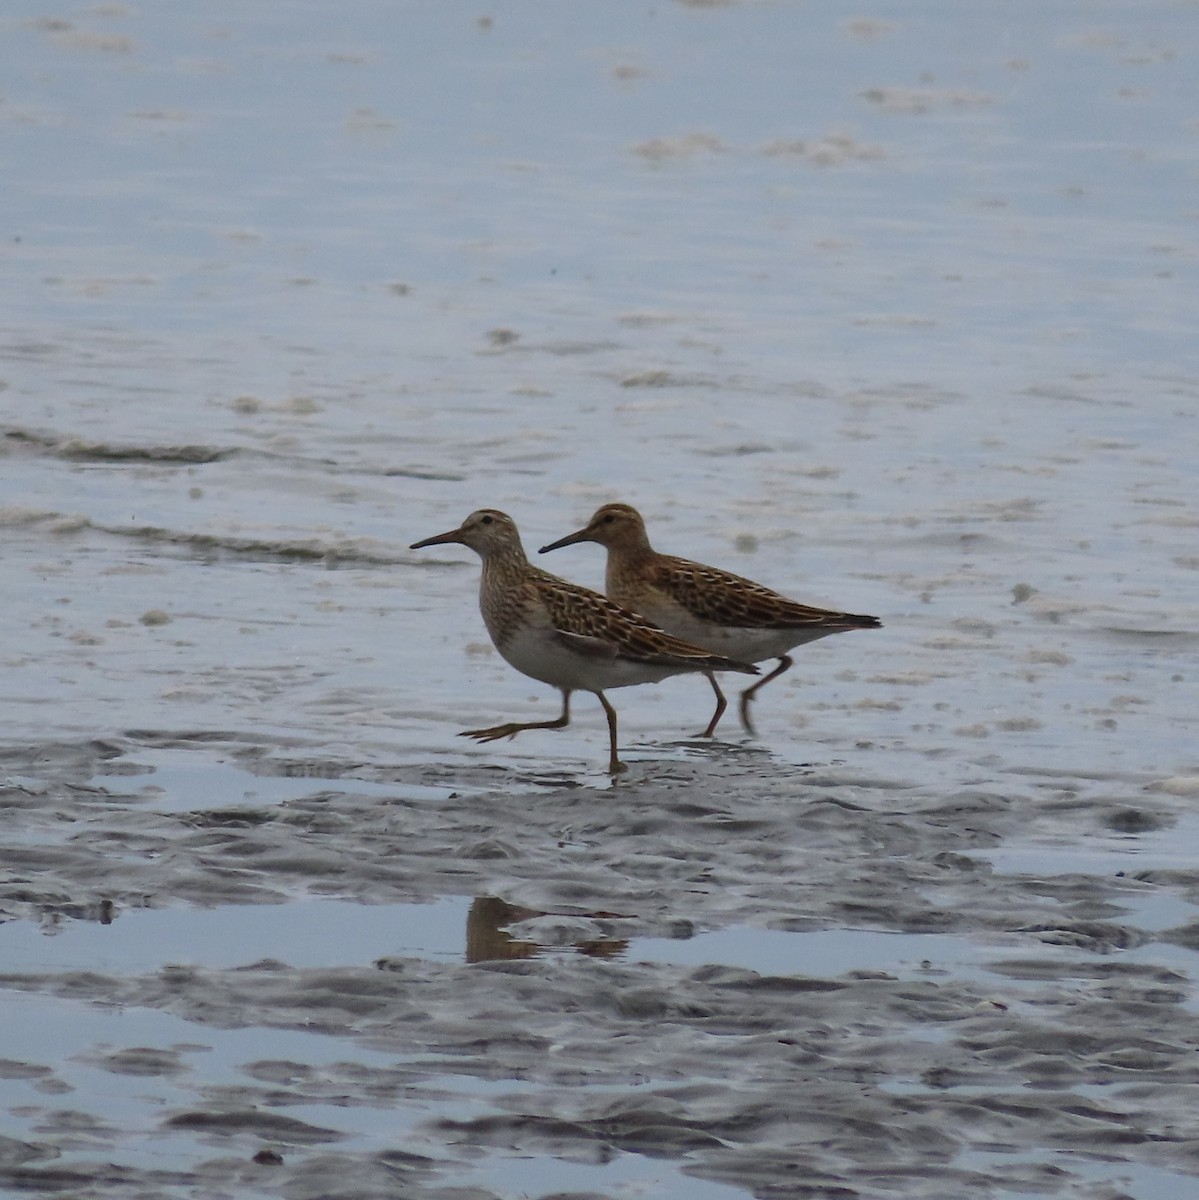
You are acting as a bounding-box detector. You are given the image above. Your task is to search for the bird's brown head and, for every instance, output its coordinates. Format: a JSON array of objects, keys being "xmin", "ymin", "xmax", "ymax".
[
  {"xmin": 538, "ymin": 503, "xmax": 650, "ymax": 555},
  {"xmin": 410, "ymin": 509, "xmax": 524, "ymax": 560}
]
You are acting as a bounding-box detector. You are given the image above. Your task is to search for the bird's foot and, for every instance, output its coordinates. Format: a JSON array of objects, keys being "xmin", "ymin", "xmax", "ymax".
[{"xmin": 459, "ymin": 723, "xmax": 524, "ymax": 744}]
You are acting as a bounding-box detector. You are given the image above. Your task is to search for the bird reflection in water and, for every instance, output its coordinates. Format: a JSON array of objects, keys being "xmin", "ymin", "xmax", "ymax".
[
  {"xmin": 466, "ymin": 896, "xmax": 628, "ymax": 964},
  {"xmin": 39, "ymin": 897, "xmax": 116, "ymax": 933}
]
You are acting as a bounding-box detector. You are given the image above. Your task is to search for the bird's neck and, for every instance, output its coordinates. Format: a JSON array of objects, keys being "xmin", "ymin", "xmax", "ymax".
[
  {"xmin": 605, "ymin": 537, "xmax": 655, "ymax": 591},
  {"xmin": 480, "ymin": 544, "xmax": 530, "ymax": 592},
  {"xmin": 478, "ymin": 547, "xmax": 530, "ymax": 649}
]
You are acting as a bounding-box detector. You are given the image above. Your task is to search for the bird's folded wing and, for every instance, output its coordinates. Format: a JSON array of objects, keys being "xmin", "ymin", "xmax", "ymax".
[
  {"xmin": 655, "ymin": 557, "xmax": 858, "ymax": 629},
  {"xmin": 536, "ymin": 575, "xmax": 734, "ymax": 667},
  {"xmin": 547, "ymin": 600, "xmax": 696, "ymax": 666},
  {"xmin": 553, "ymin": 629, "xmax": 620, "ymax": 659}
]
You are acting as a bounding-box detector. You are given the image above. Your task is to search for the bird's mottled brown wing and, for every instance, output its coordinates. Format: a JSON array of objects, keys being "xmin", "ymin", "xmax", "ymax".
[
  {"xmin": 531, "ymin": 572, "xmax": 757, "ymax": 674},
  {"xmin": 651, "ymin": 555, "xmax": 879, "ymax": 632}
]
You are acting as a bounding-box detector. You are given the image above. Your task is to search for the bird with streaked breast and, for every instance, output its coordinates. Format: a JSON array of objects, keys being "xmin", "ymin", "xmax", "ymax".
[
  {"xmin": 410, "ymin": 508, "xmax": 758, "ymax": 773},
  {"xmin": 539, "ymin": 502, "xmax": 881, "ymax": 738}
]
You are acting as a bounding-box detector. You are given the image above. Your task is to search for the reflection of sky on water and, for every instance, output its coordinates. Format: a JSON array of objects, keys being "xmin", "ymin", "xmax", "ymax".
[
  {"xmin": 0, "ymin": 896, "xmax": 471, "ymax": 972},
  {"xmin": 7, "ymin": 877, "xmax": 1198, "ymax": 978}
]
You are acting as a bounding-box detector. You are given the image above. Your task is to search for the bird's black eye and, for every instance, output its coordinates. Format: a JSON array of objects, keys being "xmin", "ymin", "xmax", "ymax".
[
  {"xmin": 602, "ymin": 514, "xmax": 615, "ymax": 524},
  {"xmin": 481, "ymin": 514, "xmax": 494, "ymax": 525}
]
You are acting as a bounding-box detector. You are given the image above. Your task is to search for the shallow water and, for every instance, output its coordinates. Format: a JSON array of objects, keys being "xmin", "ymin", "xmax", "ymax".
[{"xmin": 3, "ymin": 2, "xmax": 1199, "ymax": 1198}]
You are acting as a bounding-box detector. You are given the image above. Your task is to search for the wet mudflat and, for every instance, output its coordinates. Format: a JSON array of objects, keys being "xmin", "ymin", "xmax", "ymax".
[
  {"xmin": 4, "ymin": 740, "xmax": 1199, "ymax": 1199},
  {"xmin": 3, "ymin": 1, "xmax": 1199, "ymax": 1198}
]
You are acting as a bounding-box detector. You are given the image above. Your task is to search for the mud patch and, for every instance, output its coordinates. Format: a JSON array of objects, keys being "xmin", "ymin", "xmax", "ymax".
[{"xmin": 3, "ymin": 740, "xmax": 1199, "ymax": 1197}]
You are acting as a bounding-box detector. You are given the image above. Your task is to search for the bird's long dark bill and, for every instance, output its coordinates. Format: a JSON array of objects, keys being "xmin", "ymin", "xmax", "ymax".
[
  {"xmin": 410, "ymin": 528, "xmax": 465, "ymax": 550},
  {"xmin": 538, "ymin": 526, "xmax": 590, "ymax": 554}
]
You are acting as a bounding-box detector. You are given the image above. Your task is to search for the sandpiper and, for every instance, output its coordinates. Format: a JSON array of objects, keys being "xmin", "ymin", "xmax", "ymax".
[
  {"xmin": 539, "ymin": 503, "xmax": 881, "ymax": 737},
  {"xmin": 410, "ymin": 509, "xmax": 758, "ymax": 774}
]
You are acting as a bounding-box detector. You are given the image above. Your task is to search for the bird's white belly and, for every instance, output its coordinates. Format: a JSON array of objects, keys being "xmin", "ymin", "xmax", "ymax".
[
  {"xmin": 497, "ymin": 624, "xmax": 681, "ymax": 693},
  {"xmin": 635, "ymin": 600, "xmax": 824, "ymax": 664}
]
